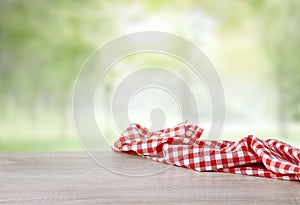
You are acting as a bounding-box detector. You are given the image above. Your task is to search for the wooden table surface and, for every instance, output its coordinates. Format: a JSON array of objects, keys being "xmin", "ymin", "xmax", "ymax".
[{"xmin": 1, "ymin": 152, "xmax": 299, "ymax": 205}]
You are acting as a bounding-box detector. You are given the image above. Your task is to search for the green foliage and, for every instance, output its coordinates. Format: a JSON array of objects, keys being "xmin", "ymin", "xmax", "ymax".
[
  {"xmin": 0, "ymin": 0, "xmax": 299, "ymax": 150},
  {"xmin": 252, "ymin": 0, "xmax": 300, "ymax": 120}
]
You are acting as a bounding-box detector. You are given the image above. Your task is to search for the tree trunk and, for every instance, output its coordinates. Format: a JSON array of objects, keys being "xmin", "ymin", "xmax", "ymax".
[{"xmin": 276, "ymin": 63, "xmax": 287, "ymax": 137}]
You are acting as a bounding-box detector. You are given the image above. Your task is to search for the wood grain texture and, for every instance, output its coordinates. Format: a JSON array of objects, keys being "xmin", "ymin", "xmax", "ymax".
[{"xmin": 0, "ymin": 152, "xmax": 299, "ymax": 205}]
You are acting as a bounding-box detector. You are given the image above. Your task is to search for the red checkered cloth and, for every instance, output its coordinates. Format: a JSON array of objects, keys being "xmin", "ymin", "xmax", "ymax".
[{"xmin": 112, "ymin": 122, "xmax": 300, "ymax": 181}]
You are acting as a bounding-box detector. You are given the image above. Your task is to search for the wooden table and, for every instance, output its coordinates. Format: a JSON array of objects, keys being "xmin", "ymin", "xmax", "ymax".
[{"xmin": 1, "ymin": 152, "xmax": 299, "ymax": 205}]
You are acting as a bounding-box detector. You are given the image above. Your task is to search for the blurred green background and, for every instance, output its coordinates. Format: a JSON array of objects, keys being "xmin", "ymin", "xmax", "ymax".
[{"xmin": 0, "ymin": 0, "xmax": 300, "ymax": 151}]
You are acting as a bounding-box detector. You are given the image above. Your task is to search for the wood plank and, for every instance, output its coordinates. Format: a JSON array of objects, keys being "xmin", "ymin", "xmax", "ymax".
[{"xmin": 0, "ymin": 152, "xmax": 299, "ymax": 205}]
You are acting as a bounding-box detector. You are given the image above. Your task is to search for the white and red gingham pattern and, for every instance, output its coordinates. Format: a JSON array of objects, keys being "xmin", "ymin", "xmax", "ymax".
[{"xmin": 112, "ymin": 122, "xmax": 300, "ymax": 181}]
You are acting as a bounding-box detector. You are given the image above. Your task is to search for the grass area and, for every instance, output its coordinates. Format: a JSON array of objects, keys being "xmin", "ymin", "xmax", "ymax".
[
  {"xmin": 0, "ymin": 139, "xmax": 84, "ymax": 152},
  {"xmin": 220, "ymin": 125, "xmax": 300, "ymax": 149},
  {"xmin": 1, "ymin": 123, "xmax": 299, "ymax": 151},
  {"xmin": 0, "ymin": 137, "xmax": 112, "ymax": 152},
  {"xmin": 1, "ymin": 133, "xmax": 299, "ymax": 152}
]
